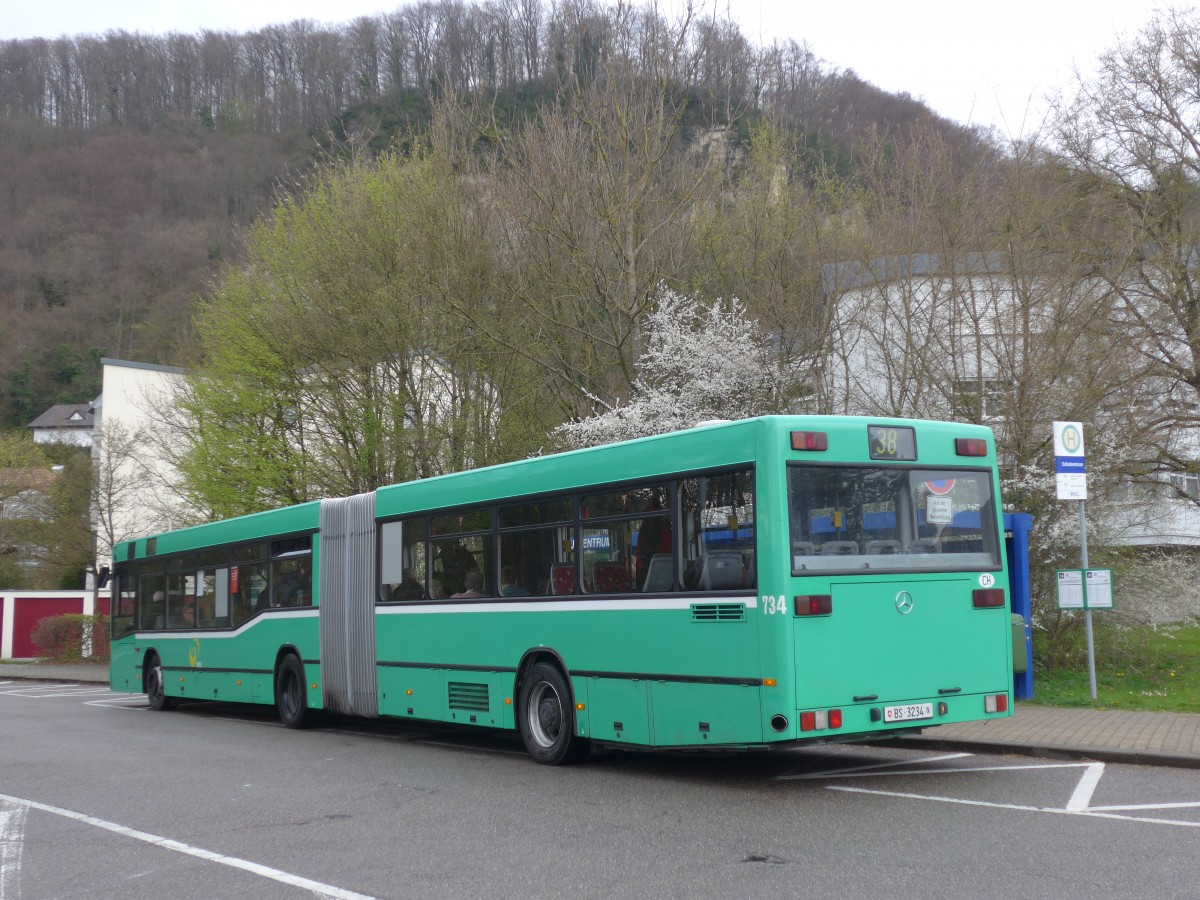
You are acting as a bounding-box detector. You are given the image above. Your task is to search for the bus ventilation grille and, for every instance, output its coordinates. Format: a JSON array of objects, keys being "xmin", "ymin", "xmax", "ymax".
[
  {"xmin": 691, "ymin": 603, "xmax": 746, "ymax": 623},
  {"xmin": 448, "ymin": 681, "xmax": 490, "ymax": 711}
]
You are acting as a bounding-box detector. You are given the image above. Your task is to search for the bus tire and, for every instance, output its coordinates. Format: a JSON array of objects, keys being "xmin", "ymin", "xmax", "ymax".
[
  {"xmin": 275, "ymin": 655, "xmax": 314, "ymax": 729},
  {"xmin": 146, "ymin": 654, "xmax": 174, "ymax": 711},
  {"xmin": 518, "ymin": 662, "xmax": 589, "ymax": 765}
]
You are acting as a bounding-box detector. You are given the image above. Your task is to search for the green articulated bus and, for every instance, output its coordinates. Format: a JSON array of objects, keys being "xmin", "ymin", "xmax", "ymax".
[{"xmin": 109, "ymin": 415, "xmax": 1014, "ymax": 764}]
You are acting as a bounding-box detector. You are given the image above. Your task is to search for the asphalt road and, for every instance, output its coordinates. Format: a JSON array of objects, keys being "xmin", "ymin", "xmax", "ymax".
[{"xmin": 2, "ymin": 681, "xmax": 1198, "ymax": 899}]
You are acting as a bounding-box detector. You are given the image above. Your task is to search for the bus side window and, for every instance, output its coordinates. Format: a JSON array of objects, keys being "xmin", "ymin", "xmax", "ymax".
[
  {"xmin": 231, "ymin": 562, "xmax": 264, "ymax": 623},
  {"xmin": 141, "ymin": 575, "xmax": 166, "ymax": 629},
  {"xmin": 272, "ymin": 556, "xmax": 312, "ymax": 607},
  {"xmin": 113, "ymin": 569, "xmax": 137, "ymax": 635},
  {"xmin": 380, "ymin": 519, "xmax": 427, "ymax": 601},
  {"xmin": 198, "ymin": 568, "xmax": 231, "ymax": 627},
  {"xmin": 680, "ymin": 468, "xmax": 755, "ymax": 592}
]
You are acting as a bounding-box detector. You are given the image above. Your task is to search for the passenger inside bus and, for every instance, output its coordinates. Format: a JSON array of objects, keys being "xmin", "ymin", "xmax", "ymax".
[
  {"xmin": 390, "ymin": 569, "xmax": 424, "ymax": 600},
  {"xmin": 500, "ymin": 565, "xmax": 530, "ymax": 597},
  {"xmin": 635, "ymin": 500, "xmax": 672, "ymax": 591},
  {"xmin": 451, "ymin": 569, "xmax": 486, "ymax": 598}
]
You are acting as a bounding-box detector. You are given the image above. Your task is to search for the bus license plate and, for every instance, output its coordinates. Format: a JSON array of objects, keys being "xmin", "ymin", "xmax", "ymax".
[{"xmin": 883, "ymin": 703, "xmax": 933, "ymax": 723}]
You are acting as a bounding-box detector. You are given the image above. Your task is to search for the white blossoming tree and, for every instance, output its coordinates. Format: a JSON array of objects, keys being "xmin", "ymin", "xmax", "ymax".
[{"xmin": 556, "ymin": 290, "xmax": 805, "ymax": 449}]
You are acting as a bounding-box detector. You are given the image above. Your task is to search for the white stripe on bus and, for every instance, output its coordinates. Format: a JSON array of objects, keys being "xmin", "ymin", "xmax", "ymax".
[
  {"xmin": 377, "ymin": 596, "xmax": 758, "ymax": 614},
  {"xmin": 134, "ymin": 607, "xmax": 318, "ymax": 639},
  {"xmin": 133, "ymin": 596, "xmax": 757, "ymax": 641}
]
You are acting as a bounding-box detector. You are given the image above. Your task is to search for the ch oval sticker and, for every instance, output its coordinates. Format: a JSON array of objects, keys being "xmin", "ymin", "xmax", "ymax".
[{"xmin": 979, "ymin": 573, "xmax": 996, "ymax": 588}]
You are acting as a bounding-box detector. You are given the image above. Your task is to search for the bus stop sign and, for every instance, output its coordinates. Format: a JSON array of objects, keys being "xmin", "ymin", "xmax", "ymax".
[{"xmin": 1053, "ymin": 421, "xmax": 1087, "ymax": 500}]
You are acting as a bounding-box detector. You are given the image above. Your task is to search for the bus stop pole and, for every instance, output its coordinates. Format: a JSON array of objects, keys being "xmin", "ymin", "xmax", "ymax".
[{"xmin": 1080, "ymin": 499, "xmax": 1097, "ymax": 700}]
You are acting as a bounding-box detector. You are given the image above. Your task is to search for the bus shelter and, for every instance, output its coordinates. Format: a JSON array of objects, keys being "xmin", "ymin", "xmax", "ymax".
[{"xmin": 1004, "ymin": 513, "xmax": 1034, "ymax": 701}]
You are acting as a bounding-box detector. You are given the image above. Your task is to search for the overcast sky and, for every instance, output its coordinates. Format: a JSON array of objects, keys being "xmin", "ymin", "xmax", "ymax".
[{"xmin": 1, "ymin": 0, "xmax": 1172, "ymax": 136}]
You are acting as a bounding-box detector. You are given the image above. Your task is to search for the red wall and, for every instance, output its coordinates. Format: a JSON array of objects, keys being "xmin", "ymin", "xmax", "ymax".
[{"xmin": 12, "ymin": 597, "xmax": 84, "ymax": 658}]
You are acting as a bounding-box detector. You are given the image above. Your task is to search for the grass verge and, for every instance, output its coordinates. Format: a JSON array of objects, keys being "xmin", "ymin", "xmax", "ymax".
[{"xmin": 1032, "ymin": 623, "xmax": 1200, "ymax": 713}]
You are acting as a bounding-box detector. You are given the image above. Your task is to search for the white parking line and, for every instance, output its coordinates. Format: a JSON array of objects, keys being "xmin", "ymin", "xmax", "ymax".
[
  {"xmin": 84, "ymin": 697, "xmax": 148, "ymax": 709},
  {"xmin": 0, "ymin": 798, "xmax": 29, "ymax": 899},
  {"xmin": 0, "ymin": 687, "xmax": 113, "ymax": 699},
  {"xmin": 1086, "ymin": 801, "xmax": 1200, "ymax": 812},
  {"xmin": 0, "ymin": 792, "xmax": 377, "ymax": 899},
  {"xmin": 829, "ymin": 784, "xmax": 1200, "ymax": 828},
  {"xmin": 1066, "ymin": 763, "xmax": 1106, "ymax": 811}
]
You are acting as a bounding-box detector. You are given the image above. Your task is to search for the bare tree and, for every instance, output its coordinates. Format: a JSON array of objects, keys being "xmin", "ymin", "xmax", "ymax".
[
  {"xmin": 473, "ymin": 11, "xmax": 721, "ymax": 420},
  {"xmin": 89, "ymin": 420, "xmax": 146, "ymax": 565},
  {"xmin": 1053, "ymin": 6, "xmax": 1200, "ymax": 477}
]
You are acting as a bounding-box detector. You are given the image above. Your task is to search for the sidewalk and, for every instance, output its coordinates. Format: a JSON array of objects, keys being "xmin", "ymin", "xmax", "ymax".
[
  {"xmin": 0, "ymin": 662, "xmax": 109, "ymax": 683},
  {"xmin": 3, "ymin": 663, "xmax": 1199, "ymax": 768}
]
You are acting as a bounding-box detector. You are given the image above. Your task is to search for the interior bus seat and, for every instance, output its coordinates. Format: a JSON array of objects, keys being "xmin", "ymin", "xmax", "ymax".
[
  {"xmin": 819, "ymin": 540, "xmax": 858, "ymax": 556},
  {"xmin": 549, "ymin": 563, "xmax": 576, "ymax": 595},
  {"xmin": 792, "ymin": 541, "xmax": 816, "ymax": 556},
  {"xmin": 864, "ymin": 539, "xmax": 902, "ymax": 554},
  {"xmin": 591, "ymin": 561, "xmax": 629, "ymax": 593},
  {"xmin": 906, "ymin": 539, "xmax": 941, "ymax": 553},
  {"xmin": 698, "ymin": 551, "xmax": 745, "ymax": 590},
  {"xmin": 642, "ymin": 553, "xmax": 674, "ymax": 592}
]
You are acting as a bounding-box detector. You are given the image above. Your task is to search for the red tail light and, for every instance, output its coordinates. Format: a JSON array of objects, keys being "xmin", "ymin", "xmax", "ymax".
[
  {"xmin": 795, "ymin": 595, "xmax": 833, "ymax": 616},
  {"xmin": 791, "ymin": 431, "xmax": 828, "ymax": 451},
  {"xmin": 955, "ymin": 438, "xmax": 988, "ymax": 456},
  {"xmin": 985, "ymin": 693, "xmax": 1009, "ymax": 713},
  {"xmin": 799, "ymin": 709, "xmax": 842, "ymax": 731},
  {"xmin": 972, "ymin": 588, "xmax": 1006, "ymax": 608}
]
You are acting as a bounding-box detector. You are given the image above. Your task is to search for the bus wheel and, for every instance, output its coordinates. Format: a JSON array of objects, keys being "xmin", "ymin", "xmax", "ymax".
[
  {"xmin": 146, "ymin": 655, "xmax": 174, "ymax": 711},
  {"xmin": 275, "ymin": 655, "xmax": 313, "ymax": 729},
  {"xmin": 518, "ymin": 662, "xmax": 589, "ymax": 765}
]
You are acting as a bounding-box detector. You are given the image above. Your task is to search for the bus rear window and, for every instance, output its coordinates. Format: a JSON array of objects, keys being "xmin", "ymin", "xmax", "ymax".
[{"xmin": 787, "ymin": 465, "xmax": 1000, "ymax": 573}]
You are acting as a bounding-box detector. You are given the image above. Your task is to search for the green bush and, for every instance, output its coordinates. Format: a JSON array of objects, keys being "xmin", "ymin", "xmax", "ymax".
[{"xmin": 29, "ymin": 614, "xmax": 110, "ymax": 663}]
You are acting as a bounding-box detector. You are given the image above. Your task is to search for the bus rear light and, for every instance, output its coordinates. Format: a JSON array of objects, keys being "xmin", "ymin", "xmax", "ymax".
[
  {"xmin": 984, "ymin": 693, "xmax": 1009, "ymax": 714},
  {"xmin": 795, "ymin": 595, "xmax": 833, "ymax": 616},
  {"xmin": 972, "ymin": 588, "xmax": 1006, "ymax": 608},
  {"xmin": 955, "ymin": 438, "xmax": 988, "ymax": 457},
  {"xmin": 791, "ymin": 431, "xmax": 828, "ymax": 451},
  {"xmin": 800, "ymin": 709, "xmax": 843, "ymax": 732}
]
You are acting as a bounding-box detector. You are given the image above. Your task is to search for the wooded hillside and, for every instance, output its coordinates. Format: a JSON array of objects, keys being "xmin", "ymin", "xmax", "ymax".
[{"xmin": 0, "ymin": 0, "xmax": 981, "ymax": 429}]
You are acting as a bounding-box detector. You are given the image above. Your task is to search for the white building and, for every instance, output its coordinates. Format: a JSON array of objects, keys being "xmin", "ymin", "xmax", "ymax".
[
  {"xmin": 819, "ymin": 254, "xmax": 1200, "ymax": 554},
  {"xmin": 28, "ymin": 404, "xmax": 94, "ymax": 446},
  {"xmin": 91, "ymin": 358, "xmax": 190, "ymax": 570}
]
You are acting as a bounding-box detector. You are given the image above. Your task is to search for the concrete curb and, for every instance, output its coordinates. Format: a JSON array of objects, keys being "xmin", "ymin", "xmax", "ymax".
[{"xmin": 884, "ymin": 736, "xmax": 1200, "ymax": 771}]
